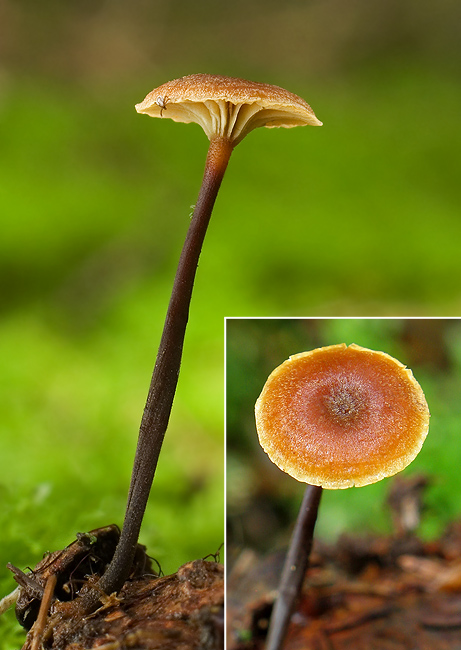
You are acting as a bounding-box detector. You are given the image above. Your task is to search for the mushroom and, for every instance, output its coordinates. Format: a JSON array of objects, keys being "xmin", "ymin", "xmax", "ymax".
[
  {"xmin": 135, "ymin": 73, "xmax": 322, "ymax": 145},
  {"xmin": 255, "ymin": 343, "xmax": 430, "ymax": 650},
  {"xmin": 85, "ymin": 75, "xmax": 322, "ymax": 606}
]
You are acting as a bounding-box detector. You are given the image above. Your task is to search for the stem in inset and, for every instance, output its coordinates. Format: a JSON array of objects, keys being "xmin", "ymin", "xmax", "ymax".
[
  {"xmin": 79, "ymin": 136, "xmax": 234, "ymax": 609},
  {"xmin": 265, "ymin": 484, "xmax": 323, "ymax": 650}
]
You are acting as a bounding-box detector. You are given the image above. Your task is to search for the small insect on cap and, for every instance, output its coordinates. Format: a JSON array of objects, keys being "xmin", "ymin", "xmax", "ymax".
[
  {"xmin": 135, "ymin": 73, "xmax": 322, "ymax": 146},
  {"xmin": 255, "ymin": 344, "xmax": 430, "ymax": 489}
]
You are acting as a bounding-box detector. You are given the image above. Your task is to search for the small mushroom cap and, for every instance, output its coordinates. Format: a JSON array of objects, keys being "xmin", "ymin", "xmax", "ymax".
[
  {"xmin": 135, "ymin": 73, "xmax": 322, "ymax": 145},
  {"xmin": 255, "ymin": 343, "xmax": 430, "ymax": 489}
]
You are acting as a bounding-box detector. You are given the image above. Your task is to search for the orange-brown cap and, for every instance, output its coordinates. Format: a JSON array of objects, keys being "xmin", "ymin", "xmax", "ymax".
[
  {"xmin": 255, "ymin": 343, "xmax": 430, "ymax": 489},
  {"xmin": 135, "ymin": 73, "xmax": 322, "ymax": 145}
]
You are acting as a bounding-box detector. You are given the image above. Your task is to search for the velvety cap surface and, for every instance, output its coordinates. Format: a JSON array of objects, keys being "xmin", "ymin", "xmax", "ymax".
[
  {"xmin": 255, "ymin": 344, "xmax": 430, "ymax": 489},
  {"xmin": 135, "ymin": 73, "xmax": 322, "ymax": 145}
]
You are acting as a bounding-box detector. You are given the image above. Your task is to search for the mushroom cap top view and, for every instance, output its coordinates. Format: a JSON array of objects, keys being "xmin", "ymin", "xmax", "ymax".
[
  {"xmin": 135, "ymin": 73, "xmax": 322, "ymax": 145},
  {"xmin": 255, "ymin": 343, "xmax": 430, "ymax": 489}
]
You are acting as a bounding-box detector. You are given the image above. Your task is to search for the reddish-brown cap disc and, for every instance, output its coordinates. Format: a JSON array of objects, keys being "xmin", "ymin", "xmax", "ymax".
[{"xmin": 255, "ymin": 343, "xmax": 430, "ymax": 489}]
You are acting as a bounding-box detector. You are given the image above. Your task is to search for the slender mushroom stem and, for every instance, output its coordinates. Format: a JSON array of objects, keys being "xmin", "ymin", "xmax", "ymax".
[
  {"xmin": 81, "ymin": 136, "xmax": 234, "ymax": 607},
  {"xmin": 265, "ymin": 484, "xmax": 323, "ymax": 650}
]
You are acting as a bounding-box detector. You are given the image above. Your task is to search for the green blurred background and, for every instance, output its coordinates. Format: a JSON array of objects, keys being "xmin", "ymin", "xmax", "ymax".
[
  {"xmin": 0, "ymin": 0, "xmax": 459, "ymax": 645},
  {"xmin": 227, "ymin": 318, "xmax": 461, "ymax": 566}
]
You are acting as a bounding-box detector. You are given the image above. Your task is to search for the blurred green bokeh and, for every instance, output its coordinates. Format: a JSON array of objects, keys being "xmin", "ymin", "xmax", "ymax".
[
  {"xmin": 227, "ymin": 318, "xmax": 461, "ymax": 565},
  {"xmin": 0, "ymin": 0, "xmax": 460, "ymax": 644}
]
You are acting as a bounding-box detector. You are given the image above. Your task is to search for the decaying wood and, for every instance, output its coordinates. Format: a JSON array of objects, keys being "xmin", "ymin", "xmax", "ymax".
[{"xmin": 7, "ymin": 525, "xmax": 224, "ymax": 650}]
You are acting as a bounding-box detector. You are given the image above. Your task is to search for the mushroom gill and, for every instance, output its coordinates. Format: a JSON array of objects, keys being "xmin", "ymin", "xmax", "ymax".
[{"xmin": 135, "ymin": 73, "xmax": 322, "ymax": 145}]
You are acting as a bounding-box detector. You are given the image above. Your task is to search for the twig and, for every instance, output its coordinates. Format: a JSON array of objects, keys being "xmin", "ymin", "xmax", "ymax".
[
  {"xmin": 0, "ymin": 587, "xmax": 19, "ymax": 615},
  {"xmin": 7, "ymin": 563, "xmax": 44, "ymax": 600},
  {"xmin": 30, "ymin": 573, "xmax": 57, "ymax": 650}
]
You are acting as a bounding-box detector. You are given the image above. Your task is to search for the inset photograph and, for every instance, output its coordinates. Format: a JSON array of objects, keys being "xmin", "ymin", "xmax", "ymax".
[{"xmin": 226, "ymin": 318, "xmax": 461, "ymax": 650}]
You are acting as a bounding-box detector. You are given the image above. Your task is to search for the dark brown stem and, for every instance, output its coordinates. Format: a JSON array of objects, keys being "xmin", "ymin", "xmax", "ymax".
[
  {"xmin": 265, "ymin": 484, "xmax": 323, "ymax": 650},
  {"xmin": 78, "ymin": 136, "xmax": 233, "ymax": 610}
]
